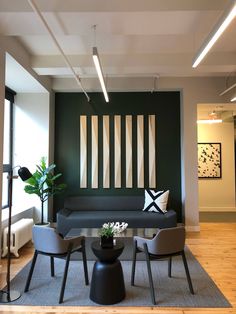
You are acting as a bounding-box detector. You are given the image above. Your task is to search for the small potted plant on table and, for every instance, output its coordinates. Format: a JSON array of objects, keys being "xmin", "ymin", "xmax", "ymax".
[{"xmin": 99, "ymin": 222, "xmax": 128, "ymax": 248}]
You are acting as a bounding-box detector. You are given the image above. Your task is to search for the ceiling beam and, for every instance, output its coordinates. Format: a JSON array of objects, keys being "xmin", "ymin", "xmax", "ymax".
[{"xmin": 31, "ymin": 52, "xmax": 236, "ymax": 69}]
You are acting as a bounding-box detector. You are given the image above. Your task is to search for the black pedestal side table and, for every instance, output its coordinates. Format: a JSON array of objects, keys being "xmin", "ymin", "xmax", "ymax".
[{"xmin": 90, "ymin": 240, "xmax": 125, "ymax": 305}]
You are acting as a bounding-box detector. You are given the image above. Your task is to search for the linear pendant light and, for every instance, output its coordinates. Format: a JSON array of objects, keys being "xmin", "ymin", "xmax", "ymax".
[
  {"xmin": 197, "ymin": 119, "xmax": 222, "ymax": 124},
  {"xmin": 93, "ymin": 47, "xmax": 109, "ymax": 102},
  {"xmin": 231, "ymin": 96, "xmax": 236, "ymax": 102},
  {"xmin": 192, "ymin": 1, "xmax": 236, "ymax": 68}
]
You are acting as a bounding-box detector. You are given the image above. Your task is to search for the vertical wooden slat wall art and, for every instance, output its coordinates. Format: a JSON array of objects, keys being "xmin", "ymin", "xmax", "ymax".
[
  {"xmin": 126, "ymin": 115, "xmax": 132, "ymax": 188},
  {"xmin": 103, "ymin": 115, "xmax": 110, "ymax": 188},
  {"xmin": 91, "ymin": 115, "xmax": 98, "ymax": 188},
  {"xmin": 114, "ymin": 115, "xmax": 121, "ymax": 188},
  {"xmin": 137, "ymin": 115, "xmax": 144, "ymax": 187},
  {"xmin": 148, "ymin": 114, "xmax": 156, "ymax": 188},
  {"xmin": 80, "ymin": 114, "xmax": 156, "ymax": 189},
  {"xmin": 80, "ymin": 115, "xmax": 87, "ymax": 188}
]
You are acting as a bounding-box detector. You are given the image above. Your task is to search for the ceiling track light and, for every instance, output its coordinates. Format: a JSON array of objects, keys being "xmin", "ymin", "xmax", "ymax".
[
  {"xmin": 220, "ymin": 72, "xmax": 236, "ymax": 97},
  {"xmin": 220, "ymin": 82, "xmax": 236, "ymax": 96},
  {"xmin": 92, "ymin": 25, "xmax": 109, "ymax": 103},
  {"xmin": 192, "ymin": 1, "xmax": 236, "ymax": 68},
  {"xmin": 93, "ymin": 47, "xmax": 109, "ymax": 102}
]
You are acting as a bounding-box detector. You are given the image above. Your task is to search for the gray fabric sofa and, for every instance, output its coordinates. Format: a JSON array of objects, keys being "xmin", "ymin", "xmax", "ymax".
[{"xmin": 56, "ymin": 196, "xmax": 177, "ymax": 236}]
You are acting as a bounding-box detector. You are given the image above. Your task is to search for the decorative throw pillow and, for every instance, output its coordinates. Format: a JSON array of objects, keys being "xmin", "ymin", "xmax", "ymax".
[{"xmin": 143, "ymin": 189, "xmax": 169, "ymax": 214}]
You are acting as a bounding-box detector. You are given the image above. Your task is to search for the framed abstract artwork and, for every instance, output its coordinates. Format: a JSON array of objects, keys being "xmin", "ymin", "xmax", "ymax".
[{"xmin": 198, "ymin": 143, "xmax": 222, "ymax": 178}]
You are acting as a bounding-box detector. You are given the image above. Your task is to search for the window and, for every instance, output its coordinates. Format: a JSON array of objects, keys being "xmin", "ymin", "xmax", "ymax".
[{"xmin": 1, "ymin": 87, "xmax": 15, "ymax": 209}]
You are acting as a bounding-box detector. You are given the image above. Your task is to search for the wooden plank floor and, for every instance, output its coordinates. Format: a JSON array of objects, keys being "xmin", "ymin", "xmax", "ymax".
[{"xmin": 0, "ymin": 222, "xmax": 236, "ymax": 314}]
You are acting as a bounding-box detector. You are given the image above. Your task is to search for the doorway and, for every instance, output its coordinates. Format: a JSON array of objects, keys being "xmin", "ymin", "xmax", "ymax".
[{"xmin": 197, "ymin": 103, "xmax": 236, "ymax": 222}]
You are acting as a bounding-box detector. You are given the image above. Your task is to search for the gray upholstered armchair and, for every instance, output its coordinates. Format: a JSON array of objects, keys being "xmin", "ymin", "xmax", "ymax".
[
  {"xmin": 24, "ymin": 225, "xmax": 89, "ymax": 303},
  {"xmin": 131, "ymin": 226, "xmax": 194, "ymax": 305}
]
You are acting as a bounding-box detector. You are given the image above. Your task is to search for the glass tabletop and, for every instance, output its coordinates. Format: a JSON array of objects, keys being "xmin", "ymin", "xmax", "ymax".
[{"xmin": 66, "ymin": 227, "xmax": 157, "ymax": 238}]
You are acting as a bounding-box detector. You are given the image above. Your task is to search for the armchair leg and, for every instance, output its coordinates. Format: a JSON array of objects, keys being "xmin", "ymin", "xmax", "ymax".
[
  {"xmin": 131, "ymin": 240, "xmax": 137, "ymax": 286},
  {"xmin": 81, "ymin": 239, "xmax": 89, "ymax": 285},
  {"xmin": 59, "ymin": 251, "xmax": 71, "ymax": 303},
  {"xmin": 144, "ymin": 243, "xmax": 156, "ymax": 305},
  {"xmin": 168, "ymin": 257, "xmax": 172, "ymax": 278},
  {"xmin": 50, "ymin": 256, "xmax": 55, "ymax": 277},
  {"xmin": 25, "ymin": 250, "xmax": 38, "ymax": 292},
  {"xmin": 181, "ymin": 251, "xmax": 194, "ymax": 294}
]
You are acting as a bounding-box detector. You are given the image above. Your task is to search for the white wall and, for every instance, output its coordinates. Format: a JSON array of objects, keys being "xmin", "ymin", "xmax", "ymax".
[
  {"xmin": 160, "ymin": 77, "xmax": 226, "ymax": 231},
  {"xmin": 0, "ymin": 36, "xmax": 53, "ymax": 234},
  {"xmin": 13, "ymin": 93, "xmax": 50, "ymax": 222},
  {"xmin": 198, "ymin": 122, "xmax": 236, "ymax": 212}
]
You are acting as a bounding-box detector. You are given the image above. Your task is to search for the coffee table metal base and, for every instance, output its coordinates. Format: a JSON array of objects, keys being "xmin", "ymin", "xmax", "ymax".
[{"xmin": 90, "ymin": 259, "xmax": 125, "ymax": 305}]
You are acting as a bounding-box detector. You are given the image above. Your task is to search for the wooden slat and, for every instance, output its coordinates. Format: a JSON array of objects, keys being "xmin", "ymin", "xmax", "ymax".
[
  {"xmin": 148, "ymin": 114, "xmax": 156, "ymax": 188},
  {"xmin": 114, "ymin": 115, "xmax": 121, "ymax": 188},
  {"xmin": 80, "ymin": 115, "xmax": 87, "ymax": 188},
  {"xmin": 126, "ymin": 115, "xmax": 132, "ymax": 188},
  {"xmin": 103, "ymin": 115, "xmax": 110, "ymax": 188},
  {"xmin": 91, "ymin": 115, "xmax": 98, "ymax": 188},
  {"xmin": 137, "ymin": 115, "xmax": 144, "ymax": 188}
]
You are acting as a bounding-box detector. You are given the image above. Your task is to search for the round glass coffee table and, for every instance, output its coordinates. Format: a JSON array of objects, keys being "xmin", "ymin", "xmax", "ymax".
[{"xmin": 89, "ymin": 239, "xmax": 125, "ymax": 305}]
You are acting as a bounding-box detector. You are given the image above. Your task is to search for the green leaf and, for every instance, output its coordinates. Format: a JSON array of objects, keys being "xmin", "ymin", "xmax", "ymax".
[
  {"xmin": 38, "ymin": 174, "xmax": 47, "ymax": 187},
  {"xmin": 36, "ymin": 165, "xmax": 44, "ymax": 174},
  {"xmin": 25, "ymin": 176, "xmax": 37, "ymax": 186},
  {"xmin": 24, "ymin": 185, "xmax": 40, "ymax": 196},
  {"xmin": 45, "ymin": 164, "xmax": 56, "ymax": 174},
  {"xmin": 51, "ymin": 173, "xmax": 62, "ymax": 181},
  {"xmin": 40, "ymin": 157, "xmax": 47, "ymax": 170},
  {"xmin": 34, "ymin": 171, "xmax": 42, "ymax": 180}
]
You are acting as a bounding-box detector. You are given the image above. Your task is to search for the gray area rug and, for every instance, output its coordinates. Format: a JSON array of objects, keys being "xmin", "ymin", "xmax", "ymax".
[{"xmin": 8, "ymin": 241, "xmax": 231, "ymax": 307}]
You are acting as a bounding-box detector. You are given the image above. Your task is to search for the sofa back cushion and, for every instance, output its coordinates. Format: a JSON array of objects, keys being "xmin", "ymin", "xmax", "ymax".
[{"xmin": 64, "ymin": 196, "xmax": 144, "ymax": 211}]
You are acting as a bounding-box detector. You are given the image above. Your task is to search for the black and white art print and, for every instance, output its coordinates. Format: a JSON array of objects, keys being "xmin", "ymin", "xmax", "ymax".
[{"xmin": 198, "ymin": 143, "xmax": 222, "ymax": 179}]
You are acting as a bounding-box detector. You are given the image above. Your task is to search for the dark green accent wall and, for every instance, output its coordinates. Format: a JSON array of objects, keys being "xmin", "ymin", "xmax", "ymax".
[{"xmin": 54, "ymin": 92, "xmax": 182, "ymax": 221}]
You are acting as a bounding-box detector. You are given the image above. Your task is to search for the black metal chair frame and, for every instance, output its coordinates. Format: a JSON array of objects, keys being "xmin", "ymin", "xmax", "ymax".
[
  {"xmin": 131, "ymin": 240, "xmax": 194, "ymax": 305},
  {"xmin": 24, "ymin": 238, "xmax": 89, "ymax": 304}
]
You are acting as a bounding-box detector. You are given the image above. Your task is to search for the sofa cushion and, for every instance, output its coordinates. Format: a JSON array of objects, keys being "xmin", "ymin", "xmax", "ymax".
[
  {"xmin": 57, "ymin": 207, "xmax": 177, "ymax": 236},
  {"xmin": 143, "ymin": 190, "xmax": 169, "ymax": 214}
]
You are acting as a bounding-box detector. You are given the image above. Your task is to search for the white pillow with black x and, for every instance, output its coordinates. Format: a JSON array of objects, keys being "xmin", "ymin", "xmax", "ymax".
[{"xmin": 143, "ymin": 189, "xmax": 169, "ymax": 214}]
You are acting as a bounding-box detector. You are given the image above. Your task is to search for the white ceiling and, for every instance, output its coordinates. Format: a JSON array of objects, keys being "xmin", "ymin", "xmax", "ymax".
[
  {"xmin": 1, "ymin": 0, "xmax": 236, "ymax": 91},
  {"xmin": 197, "ymin": 103, "xmax": 236, "ymax": 120}
]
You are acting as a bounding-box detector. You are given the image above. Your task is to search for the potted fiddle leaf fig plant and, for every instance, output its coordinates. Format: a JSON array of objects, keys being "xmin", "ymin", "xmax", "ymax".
[{"xmin": 23, "ymin": 157, "xmax": 66, "ymax": 225}]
